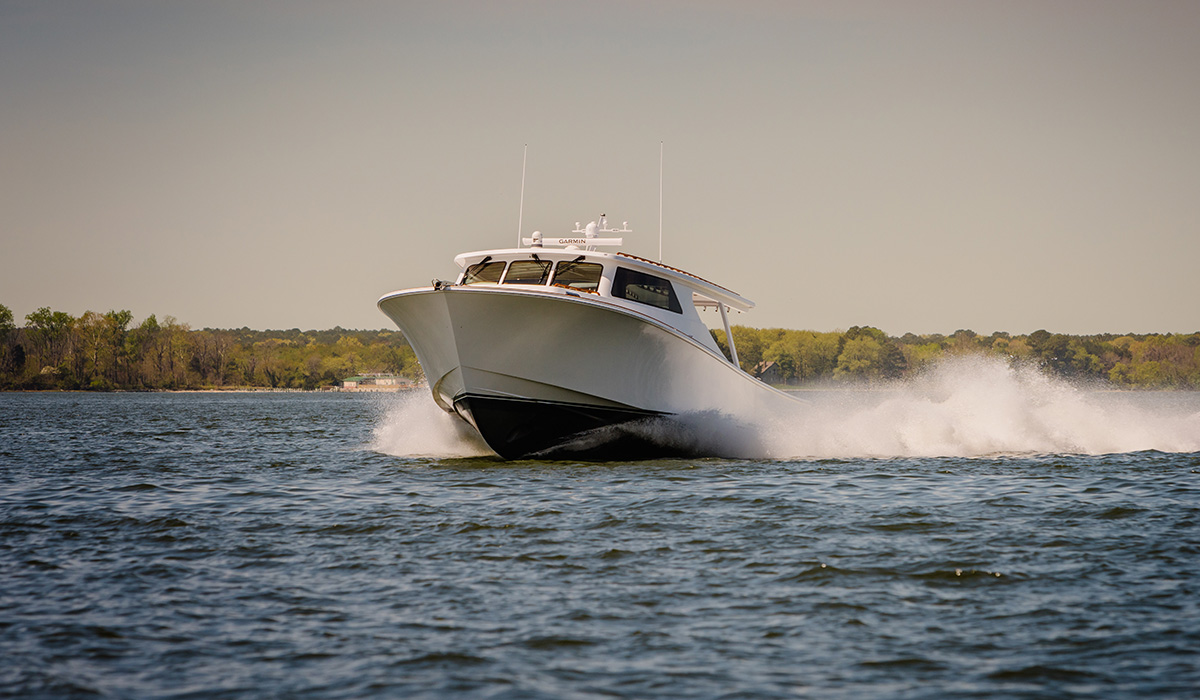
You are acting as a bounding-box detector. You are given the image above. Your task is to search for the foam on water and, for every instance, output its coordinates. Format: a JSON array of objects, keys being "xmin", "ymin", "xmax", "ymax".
[
  {"xmin": 373, "ymin": 356, "xmax": 1200, "ymax": 460},
  {"xmin": 371, "ymin": 390, "xmax": 493, "ymax": 458},
  {"xmin": 762, "ymin": 356, "xmax": 1200, "ymax": 459}
]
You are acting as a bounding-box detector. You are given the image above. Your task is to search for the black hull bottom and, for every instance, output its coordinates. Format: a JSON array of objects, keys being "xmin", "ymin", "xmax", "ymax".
[{"xmin": 452, "ymin": 394, "xmax": 706, "ymax": 461}]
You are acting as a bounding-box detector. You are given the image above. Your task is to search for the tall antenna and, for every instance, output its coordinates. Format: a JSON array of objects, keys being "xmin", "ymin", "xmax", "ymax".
[
  {"xmin": 658, "ymin": 140, "xmax": 664, "ymax": 262},
  {"xmin": 517, "ymin": 144, "xmax": 528, "ymax": 248}
]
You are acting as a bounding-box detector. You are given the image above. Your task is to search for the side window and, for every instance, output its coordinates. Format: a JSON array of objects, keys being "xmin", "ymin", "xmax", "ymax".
[
  {"xmin": 613, "ymin": 267, "xmax": 682, "ymax": 313},
  {"xmin": 462, "ymin": 261, "xmax": 506, "ymax": 285},
  {"xmin": 550, "ymin": 261, "xmax": 603, "ymax": 292},
  {"xmin": 503, "ymin": 260, "xmax": 552, "ymax": 285}
]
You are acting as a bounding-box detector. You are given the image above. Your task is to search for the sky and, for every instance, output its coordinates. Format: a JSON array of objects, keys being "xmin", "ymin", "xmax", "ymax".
[{"xmin": 2, "ymin": 0, "xmax": 1198, "ymax": 336}]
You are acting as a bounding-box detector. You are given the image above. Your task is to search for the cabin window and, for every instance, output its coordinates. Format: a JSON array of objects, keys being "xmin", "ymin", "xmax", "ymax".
[
  {"xmin": 503, "ymin": 259, "xmax": 552, "ymax": 285},
  {"xmin": 550, "ymin": 260, "xmax": 603, "ymax": 292},
  {"xmin": 462, "ymin": 261, "xmax": 506, "ymax": 285},
  {"xmin": 613, "ymin": 267, "xmax": 682, "ymax": 313}
]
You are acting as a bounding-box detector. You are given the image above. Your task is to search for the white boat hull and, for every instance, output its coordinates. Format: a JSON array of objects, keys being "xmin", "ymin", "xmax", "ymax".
[{"xmin": 378, "ymin": 285, "xmax": 800, "ymax": 459}]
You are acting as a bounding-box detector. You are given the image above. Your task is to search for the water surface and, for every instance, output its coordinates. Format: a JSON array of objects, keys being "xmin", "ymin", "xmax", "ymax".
[{"xmin": 2, "ymin": 386, "xmax": 1199, "ymax": 698}]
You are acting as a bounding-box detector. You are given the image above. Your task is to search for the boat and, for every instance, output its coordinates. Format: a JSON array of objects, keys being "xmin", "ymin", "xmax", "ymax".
[{"xmin": 377, "ymin": 216, "xmax": 803, "ymax": 459}]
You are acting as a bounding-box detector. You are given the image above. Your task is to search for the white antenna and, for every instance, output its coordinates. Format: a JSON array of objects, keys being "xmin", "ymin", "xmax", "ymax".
[
  {"xmin": 516, "ymin": 144, "xmax": 528, "ymax": 248},
  {"xmin": 658, "ymin": 141, "xmax": 664, "ymax": 262}
]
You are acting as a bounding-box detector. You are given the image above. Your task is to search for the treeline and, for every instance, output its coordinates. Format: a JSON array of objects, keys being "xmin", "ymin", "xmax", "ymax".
[
  {"xmin": 711, "ymin": 325, "xmax": 1200, "ymax": 389},
  {"xmin": 3, "ymin": 304, "xmax": 1197, "ymax": 391},
  {"xmin": 0, "ymin": 304, "xmax": 419, "ymax": 391}
]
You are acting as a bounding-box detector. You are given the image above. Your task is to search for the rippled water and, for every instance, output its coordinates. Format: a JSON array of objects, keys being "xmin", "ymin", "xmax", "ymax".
[{"xmin": 3, "ymin": 379, "xmax": 1200, "ymax": 698}]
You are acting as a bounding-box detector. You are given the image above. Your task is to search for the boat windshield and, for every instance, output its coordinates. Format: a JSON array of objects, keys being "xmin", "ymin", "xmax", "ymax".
[
  {"xmin": 503, "ymin": 260, "xmax": 552, "ymax": 285},
  {"xmin": 550, "ymin": 260, "xmax": 603, "ymax": 292},
  {"xmin": 613, "ymin": 267, "xmax": 682, "ymax": 313},
  {"xmin": 462, "ymin": 261, "xmax": 506, "ymax": 285}
]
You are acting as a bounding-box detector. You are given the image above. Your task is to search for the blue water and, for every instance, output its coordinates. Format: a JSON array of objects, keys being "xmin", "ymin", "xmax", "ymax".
[{"xmin": 2, "ymin": 385, "xmax": 1199, "ymax": 699}]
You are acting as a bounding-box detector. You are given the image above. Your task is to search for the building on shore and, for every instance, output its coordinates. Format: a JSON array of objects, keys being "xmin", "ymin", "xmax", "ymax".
[
  {"xmin": 337, "ymin": 373, "xmax": 415, "ymax": 392},
  {"xmin": 753, "ymin": 360, "xmax": 784, "ymax": 386}
]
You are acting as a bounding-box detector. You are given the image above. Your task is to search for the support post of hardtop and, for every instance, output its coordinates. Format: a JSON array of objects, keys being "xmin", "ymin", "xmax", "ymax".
[{"xmin": 719, "ymin": 302, "xmax": 740, "ymax": 369}]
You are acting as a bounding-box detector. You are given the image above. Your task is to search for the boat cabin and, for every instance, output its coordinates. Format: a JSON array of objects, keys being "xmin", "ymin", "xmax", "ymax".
[{"xmin": 447, "ymin": 222, "xmax": 753, "ymax": 366}]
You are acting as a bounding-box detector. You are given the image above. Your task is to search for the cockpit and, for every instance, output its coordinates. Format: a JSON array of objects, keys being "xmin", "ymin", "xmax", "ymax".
[{"xmin": 459, "ymin": 255, "xmax": 681, "ymax": 314}]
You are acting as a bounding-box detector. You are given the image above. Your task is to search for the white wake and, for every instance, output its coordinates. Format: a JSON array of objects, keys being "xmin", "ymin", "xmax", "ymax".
[{"xmin": 761, "ymin": 356, "xmax": 1200, "ymax": 459}]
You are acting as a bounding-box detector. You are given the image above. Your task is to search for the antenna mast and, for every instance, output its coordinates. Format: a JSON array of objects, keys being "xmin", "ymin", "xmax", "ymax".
[
  {"xmin": 517, "ymin": 144, "xmax": 528, "ymax": 248},
  {"xmin": 658, "ymin": 141, "xmax": 664, "ymax": 262}
]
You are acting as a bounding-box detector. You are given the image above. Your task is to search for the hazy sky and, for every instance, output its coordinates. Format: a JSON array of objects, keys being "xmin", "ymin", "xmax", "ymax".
[{"xmin": 2, "ymin": 1, "xmax": 1197, "ymax": 335}]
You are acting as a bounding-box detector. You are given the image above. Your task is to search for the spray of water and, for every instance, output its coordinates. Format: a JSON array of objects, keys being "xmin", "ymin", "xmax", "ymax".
[
  {"xmin": 371, "ymin": 390, "xmax": 493, "ymax": 458},
  {"xmin": 371, "ymin": 356, "xmax": 1200, "ymax": 460},
  {"xmin": 761, "ymin": 356, "xmax": 1200, "ymax": 459}
]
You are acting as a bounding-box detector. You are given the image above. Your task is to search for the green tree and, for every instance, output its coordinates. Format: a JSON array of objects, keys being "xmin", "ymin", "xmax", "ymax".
[
  {"xmin": 131, "ymin": 315, "xmax": 162, "ymax": 387},
  {"xmin": 844, "ymin": 325, "xmax": 888, "ymax": 344},
  {"xmin": 802, "ymin": 332, "xmax": 841, "ymax": 381},
  {"xmin": 767, "ymin": 330, "xmax": 842, "ymax": 383},
  {"xmin": 762, "ymin": 339, "xmax": 797, "ymax": 383},
  {"xmin": 102, "ymin": 310, "xmax": 134, "ymax": 385},
  {"xmin": 835, "ymin": 336, "xmax": 885, "ymax": 382},
  {"xmin": 0, "ymin": 304, "xmax": 12, "ymax": 337},
  {"xmin": 1131, "ymin": 360, "xmax": 1171, "ymax": 388},
  {"xmin": 1029, "ymin": 330, "xmax": 1073, "ymax": 375},
  {"xmin": 1066, "ymin": 339, "xmax": 1103, "ymax": 378},
  {"xmin": 903, "ymin": 342, "xmax": 944, "ymax": 371},
  {"xmin": 160, "ymin": 317, "xmax": 194, "ymax": 388},
  {"xmin": 947, "ymin": 329, "xmax": 982, "ymax": 355},
  {"xmin": 25, "ymin": 307, "xmax": 76, "ymax": 383},
  {"xmin": 729, "ymin": 325, "xmax": 765, "ymax": 373},
  {"xmin": 0, "ymin": 303, "xmax": 17, "ymax": 382},
  {"xmin": 75, "ymin": 311, "xmax": 108, "ymax": 388}
]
